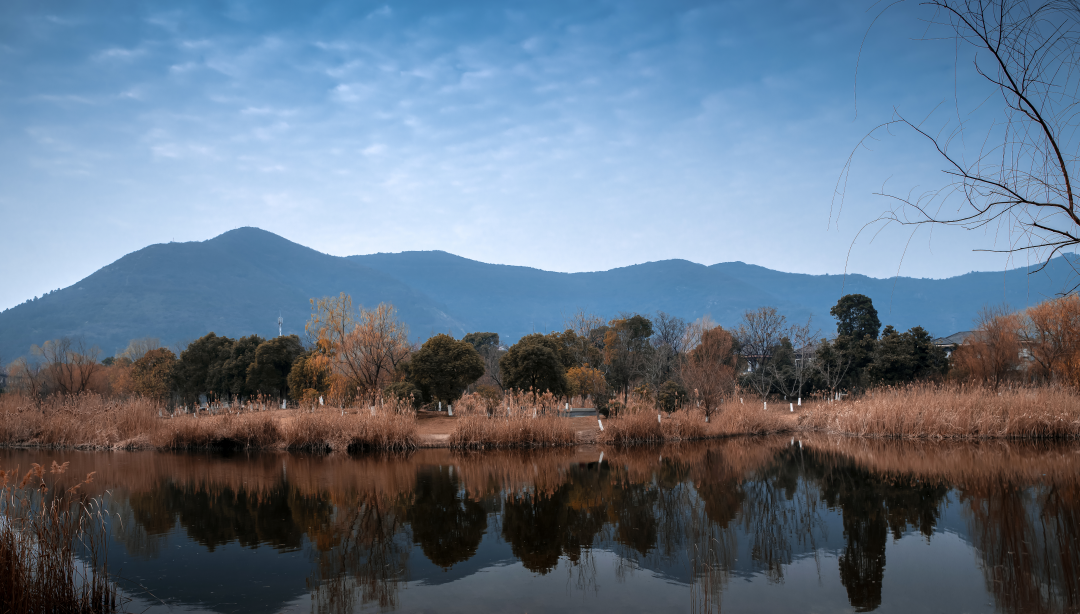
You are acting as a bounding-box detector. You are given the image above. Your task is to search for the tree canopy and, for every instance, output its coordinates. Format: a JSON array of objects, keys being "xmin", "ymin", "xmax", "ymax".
[{"xmin": 407, "ymin": 334, "xmax": 484, "ymax": 404}]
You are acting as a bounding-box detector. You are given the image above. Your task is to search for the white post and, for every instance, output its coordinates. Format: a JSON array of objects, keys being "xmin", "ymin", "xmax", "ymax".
[
  {"xmin": 282, "ymin": 400, "xmax": 286, "ymax": 409},
  {"xmin": 448, "ymin": 404, "xmax": 453, "ymax": 417},
  {"xmin": 438, "ymin": 401, "xmax": 442, "ymax": 411},
  {"xmin": 740, "ymin": 398, "xmax": 743, "ymax": 404},
  {"xmin": 798, "ymin": 397, "xmax": 802, "ymax": 406},
  {"xmin": 764, "ymin": 402, "xmax": 767, "ymax": 411},
  {"xmin": 598, "ymin": 418, "xmax": 604, "ymax": 431},
  {"xmin": 319, "ymin": 396, "xmax": 324, "ymax": 406},
  {"xmin": 790, "ymin": 403, "xmax": 794, "ymax": 413},
  {"xmin": 657, "ymin": 413, "xmax": 662, "ymax": 424}
]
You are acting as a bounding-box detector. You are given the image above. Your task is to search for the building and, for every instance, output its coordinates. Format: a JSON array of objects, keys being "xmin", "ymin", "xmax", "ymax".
[{"xmin": 932, "ymin": 331, "xmax": 977, "ymax": 358}]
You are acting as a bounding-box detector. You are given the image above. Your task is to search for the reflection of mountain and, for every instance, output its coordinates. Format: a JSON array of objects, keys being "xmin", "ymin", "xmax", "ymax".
[{"xmin": 6, "ymin": 438, "xmax": 1077, "ymax": 614}]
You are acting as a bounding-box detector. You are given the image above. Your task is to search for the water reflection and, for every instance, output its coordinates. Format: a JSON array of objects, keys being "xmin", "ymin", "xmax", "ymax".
[{"xmin": 3, "ymin": 438, "xmax": 1079, "ymax": 614}]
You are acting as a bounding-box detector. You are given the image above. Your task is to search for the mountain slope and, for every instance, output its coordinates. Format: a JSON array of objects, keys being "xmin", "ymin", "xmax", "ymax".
[
  {"xmin": 349, "ymin": 251, "xmax": 1079, "ymax": 341},
  {"xmin": 1, "ymin": 227, "xmax": 1076, "ymax": 361},
  {"xmin": 0, "ymin": 228, "xmax": 465, "ymax": 359}
]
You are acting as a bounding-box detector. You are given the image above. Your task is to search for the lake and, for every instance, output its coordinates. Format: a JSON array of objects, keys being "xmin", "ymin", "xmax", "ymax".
[{"xmin": 4, "ymin": 436, "xmax": 1078, "ymax": 613}]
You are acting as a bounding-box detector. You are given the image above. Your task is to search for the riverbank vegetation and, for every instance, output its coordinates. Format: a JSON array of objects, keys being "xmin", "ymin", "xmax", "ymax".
[
  {"xmin": 0, "ymin": 462, "xmax": 117, "ymax": 613},
  {"xmin": 0, "ymin": 393, "xmax": 418, "ymax": 452},
  {"xmin": 3, "ymin": 291, "xmax": 1080, "ymax": 447}
]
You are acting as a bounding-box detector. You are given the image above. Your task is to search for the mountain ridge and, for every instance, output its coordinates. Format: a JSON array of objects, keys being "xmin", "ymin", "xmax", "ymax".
[{"xmin": 1, "ymin": 227, "xmax": 1076, "ymax": 361}]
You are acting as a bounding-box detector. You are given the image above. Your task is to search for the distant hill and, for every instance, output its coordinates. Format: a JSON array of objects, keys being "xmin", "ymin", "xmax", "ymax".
[{"xmin": 0, "ymin": 227, "xmax": 1076, "ymax": 360}]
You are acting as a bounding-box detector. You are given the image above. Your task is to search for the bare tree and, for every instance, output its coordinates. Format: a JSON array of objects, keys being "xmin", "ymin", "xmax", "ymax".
[
  {"xmin": 120, "ymin": 337, "xmax": 161, "ymax": 362},
  {"xmin": 768, "ymin": 317, "xmax": 818, "ymax": 404},
  {"xmin": 563, "ymin": 308, "xmax": 605, "ymax": 366},
  {"xmin": 814, "ymin": 338, "xmax": 853, "ymax": 400},
  {"xmin": 645, "ymin": 311, "xmax": 688, "ymax": 392},
  {"xmin": 735, "ymin": 307, "xmax": 787, "ymax": 405},
  {"xmin": 845, "ymin": 0, "xmax": 1080, "ymax": 288},
  {"xmin": 32, "ymin": 337, "xmax": 101, "ymax": 395}
]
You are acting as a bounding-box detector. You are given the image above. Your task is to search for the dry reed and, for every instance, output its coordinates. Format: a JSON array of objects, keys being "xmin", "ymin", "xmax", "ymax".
[
  {"xmin": 799, "ymin": 383, "xmax": 1080, "ymax": 439},
  {"xmin": 448, "ymin": 391, "xmax": 577, "ymax": 449},
  {"xmin": 0, "ymin": 461, "xmax": 117, "ymax": 613},
  {"xmin": 597, "ymin": 397, "xmax": 792, "ymax": 445},
  {"xmin": 0, "ymin": 393, "xmax": 418, "ymax": 452}
]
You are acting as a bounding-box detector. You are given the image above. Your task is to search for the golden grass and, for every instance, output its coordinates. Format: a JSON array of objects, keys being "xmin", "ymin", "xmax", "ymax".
[
  {"xmin": 798, "ymin": 383, "xmax": 1080, "ymax": 439},
  {"xmin": 0, "ymin": 462, "xmax": 117, "ymax": 613},
  {"xmin": 448, "ymin": 392, "xmax": 577, "ymax": 449},
  {"xmin": 0, "ymin": 393, "xmax": 418, "ymax": 452},
  {"xmin": 597, "ymin": 397, "xmax": 793, "ymax": 445}
]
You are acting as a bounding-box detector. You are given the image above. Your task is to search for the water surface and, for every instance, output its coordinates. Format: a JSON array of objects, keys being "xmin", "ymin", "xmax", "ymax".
[{"xmin": 5, "ymin": 436, "xmax": 1079, "ymax": 613}]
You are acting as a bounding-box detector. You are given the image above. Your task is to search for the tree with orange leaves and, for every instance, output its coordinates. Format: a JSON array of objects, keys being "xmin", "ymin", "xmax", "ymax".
[
  {"xmin": 305, "ymin": 294, "xmax": 411, "ymax": 397},
  {"xmin": 952, "ymin": 306, "xmax": 1023, "ymax": 389},
  {"xmin": 680, "ymin": 326, "xmax": 739, "ymax": 421}
]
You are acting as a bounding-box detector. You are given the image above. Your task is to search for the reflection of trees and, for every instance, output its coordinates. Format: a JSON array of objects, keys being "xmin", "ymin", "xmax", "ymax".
[
  {"xmin": 501, "ymin": 465, "xmax": 607, "ymax": 574},
  {"xmin": 817, "ymin": 455, "xmax": 949, "ymax": 612},
  {"xmin": 961, "ymin": 478, "xmax": 1080, "ymax": 614},
  {"xmin": 308, "ymin": 492, "xmax": 411, "ymax": 613},
  {"xmin": 123, "ymin": 478, "xmax": 331, "ymax": 552},
  {"xmin": 406, "ymin": 466, "xmax": 487, "ymax": 569}
]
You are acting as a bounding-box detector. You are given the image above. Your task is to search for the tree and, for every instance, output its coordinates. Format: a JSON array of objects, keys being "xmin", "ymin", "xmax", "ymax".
[
  {"xmin": 735, "ymin": 307, "xmax": 787, "ymax": 403},
  {"xmin": 814, "ymin": 338, "xmax": 854, "ymax": 399},
  {"xmin": 830, "ymin": 295, "xmax": 880, "ymax": 341},
  {"xmin": 220, "ymin": 334, "xmax": 264, "ymax": 399},
  {"xmin": 828, "ymin": 295, "xmax": 882, "ymax": 389},
  {"xmin": 682, "ymin": 326, "xmax": 739, "ymax": 420},
  {"xmin": 563, "ymin": 309, "xmax": 606, "ymax": 367},
  {"xmin": 855, "ymin": 0, "xmax": 1080, "ymax": 284},
  {"xmin": 952, "ymin": 305, "xmax": 1024, "ymax": 388},
  {"xmin": 119, "ymin": 337, "xmax": 161, "ymax": 363},
  {"xmin": 246, "ymin": 335, "xmax": 304, "ymax": 399},
  {"xmin": 1022, "ymin": 295, "xmax": 1080, "ymax": 383},
  {"xmin": 603, "ymin": 314, "xmax": 654, "ymax": 402},
  {"xmin": 287, "ymin": 352, "xmax": 330, "ymax": 402},
  {"xmin": 566, "ymin": 365, "xmax": 607, "ymax": 406},
  {"xmin": 500, "ymin": 334, "xmax": 569, "ymax": 397},
  {"xmin": 173, "ymin": 332, "xmax": 234, "ymax": 405},
  {"xmin": 768, "ymin": 318, "xmax": 817, "ymax": 402},
  {"xmin": 657, "ymin": 380, "xmax": 688, "ymax": 413},
  {"xmin": 305, "ymin": 295, "xmax": 411, "ymax": 395},
  {"xmin": 645, "ymin": 311, "xmax": 688, "ymax": 392},
  {"xmin": 408, "ymin": 334, "xmax": 484, "ymax": 404},
  {"xmin": 130, "ymin": 348, "xmax": 177, "ymax": 403},
  {"xmin": 463, "ymin": 332, "xmax": 506, "ymax": 390},
  {"xmin": 32, "ymin": 337, "xmax": 101, "ymax": 395}
]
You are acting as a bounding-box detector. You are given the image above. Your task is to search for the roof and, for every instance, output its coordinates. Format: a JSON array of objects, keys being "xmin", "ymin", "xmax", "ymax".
[{"xmin": 933, "ymin": 331, "xmax": 976, "ymax": 346}]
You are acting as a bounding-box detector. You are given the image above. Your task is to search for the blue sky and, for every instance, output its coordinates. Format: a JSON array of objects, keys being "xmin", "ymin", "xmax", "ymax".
[{"xmin": 0, "ymin": 0, "xmax": 1036, "ymax": 311}]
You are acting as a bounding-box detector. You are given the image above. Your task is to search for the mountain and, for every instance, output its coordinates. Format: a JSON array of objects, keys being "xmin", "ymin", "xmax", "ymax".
[
  {"xmin": 1, "ymin": 227, "xmax": 1076, "ymax": 361},
  {"xmin": 348, "ymin": 250, "xmax": 1079, "ymax": 341},
  {"xmin": 0, "ymin": 228, "xmax": 465, "ymax": 359}
]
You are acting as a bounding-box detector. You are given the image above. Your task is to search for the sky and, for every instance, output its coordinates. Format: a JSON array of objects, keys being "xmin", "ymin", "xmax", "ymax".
[{"xmin": 0, "ymin": 0, "xmax": 1056, "ymax": 311}]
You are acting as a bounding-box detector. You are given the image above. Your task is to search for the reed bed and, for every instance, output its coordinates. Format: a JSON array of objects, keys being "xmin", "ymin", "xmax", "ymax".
[
  {"xmin": 0, "ymin": 461, "xmax": 117, "ymax": 613},
  {"xmin": 447, "ymin": 392, "xmax": 577, "ymax": 449},
  {"xmin": 799, "ymin": 383, "xmax": 1080, "ymax": 439},
  {"xmin": 597, "ymin": 403, "xmax": 708, "ymax": 445},
  {"xmin": 597, "ymin": 397, "xmax": 793, "ymax": 445},
  {"xmin": 0, "ymin": 393, "xmax": 418, "ymax": 452}
]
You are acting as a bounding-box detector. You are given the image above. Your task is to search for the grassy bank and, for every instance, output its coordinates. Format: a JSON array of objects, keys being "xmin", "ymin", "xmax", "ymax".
[{"xmin": 0, "ymin": 393, "xmax": 418, "ymax": 452}]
